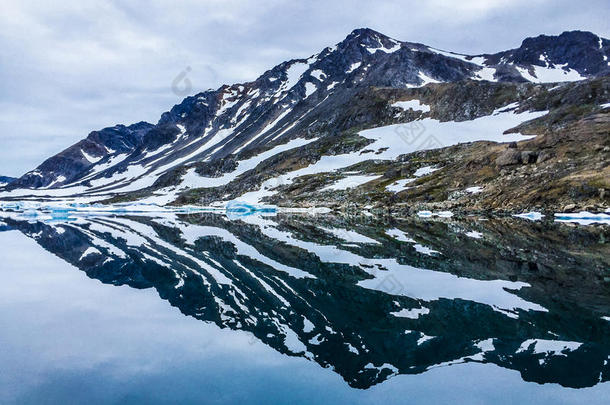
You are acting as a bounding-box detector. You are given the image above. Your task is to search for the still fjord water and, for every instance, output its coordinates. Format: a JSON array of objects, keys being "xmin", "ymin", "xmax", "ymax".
[{"xmin": 0, "ymin": 212, "xmax": 608, "ymax": 404}]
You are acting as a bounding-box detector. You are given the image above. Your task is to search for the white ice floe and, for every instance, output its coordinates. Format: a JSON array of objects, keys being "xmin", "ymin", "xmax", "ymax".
[
  {"xmin": 554, "ymin": 211, "xmax": 610, "ymax": 225},
  {"xmin": 322, "ymin": 174, "xmax": 381, "ymax": 191},
  {"xmin": 278, "ymin": 207, "xmax": 332, "ymax": 215},
  {"xmin": 0, "ymin": 201, "xmax": 225, "ymax": 223},
  {"xmin": 513, "ymin": 211, "xmax": 544, "ymax": 221},
  {"xmin": 391, "ymin": 100, "xmax": 431, "ymax": 113}
]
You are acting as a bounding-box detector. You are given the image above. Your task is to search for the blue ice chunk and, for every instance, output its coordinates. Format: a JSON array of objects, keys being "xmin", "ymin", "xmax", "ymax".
[{"xmin": 225, "ymin": 201, "xmax": 277, "ymax": 219}]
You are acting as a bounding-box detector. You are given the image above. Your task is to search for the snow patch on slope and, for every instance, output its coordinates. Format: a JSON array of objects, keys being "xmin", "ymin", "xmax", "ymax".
[
  {"xmin": 81, "ymin": 150, "xmax": 102, "ymax": 164},
  {"xmin": 237, "ymin": 109, "xmax": 546, "ymax": 204},
  {"xmin": 391, "ymin": 100, "xmax": 430, "ymax": 113},
  {"xmin": 516, "ymin": 64, "xmax": 585, "ymax": 83},
  {"xmin": 391, "ymin": 307, "xmax": 430, "ymax": 319},
  {"xmin": 284, "ymin": 62, "xmax": 309, "ymax": 90},
  {"xmin": 322, "ymin": 174, "xmax": 381, "ymax": 191}
]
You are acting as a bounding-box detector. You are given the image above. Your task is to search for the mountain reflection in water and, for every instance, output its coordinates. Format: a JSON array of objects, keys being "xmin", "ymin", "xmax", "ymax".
[{"xmin": 0, "ymin": 209, "xmax": 608, "ymax": 390}]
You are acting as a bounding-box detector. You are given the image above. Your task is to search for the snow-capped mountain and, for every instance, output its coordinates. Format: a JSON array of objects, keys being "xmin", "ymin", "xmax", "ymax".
[
  {"xmin": 0, "ymin": 176, "xmax": 16, "ymax": 188},
  {"xmin": 3, "ymin": 29, "xmax": 609, "ymax": 205}
]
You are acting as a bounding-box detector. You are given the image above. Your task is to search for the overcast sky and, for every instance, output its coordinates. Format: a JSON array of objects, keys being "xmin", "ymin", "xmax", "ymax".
[{"xmin": 1, "ymin": 0, "xmax": 608, "ymax": 176}]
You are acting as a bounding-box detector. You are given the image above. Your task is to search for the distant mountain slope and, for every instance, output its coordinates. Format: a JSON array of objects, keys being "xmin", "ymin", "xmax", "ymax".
[
  {"xmin": 8, "ymin": 122, "xmax": 154, "ymax": 190},
  {"xmin": 3, "ymin": 29, "xmax": 609, "ymax": 208},
  {"xmin": 0, "ymin": 176, "xmax": 16, "ymax": 187}
]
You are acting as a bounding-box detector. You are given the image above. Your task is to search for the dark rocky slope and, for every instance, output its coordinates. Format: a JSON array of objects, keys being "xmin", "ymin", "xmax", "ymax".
[
  {"xmin": 4, "ymin": 29, "xmax": 609, "ymax": 213},
  {"xmin": 171, "ymin": 77, "xmax": 610, "ymax": 213},
  {"xmin": 0, "ymin": 176, "xmax": 16, "ymax": 186}
]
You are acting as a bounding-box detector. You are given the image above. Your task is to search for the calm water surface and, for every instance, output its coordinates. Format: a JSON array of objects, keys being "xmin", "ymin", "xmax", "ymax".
[{"xmin": 0, "ymin": 211, "xmax": 608, "ymax": 404}]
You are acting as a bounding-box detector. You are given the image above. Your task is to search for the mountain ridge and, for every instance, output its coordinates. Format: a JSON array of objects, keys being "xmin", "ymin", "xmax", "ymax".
[
  {"xmin": 0, "ymin": 176, "xmax": 16, "ymax": 187},
  {"xmin": 2, "ymin": 29, "xmax": 609, "ymax": 213}
]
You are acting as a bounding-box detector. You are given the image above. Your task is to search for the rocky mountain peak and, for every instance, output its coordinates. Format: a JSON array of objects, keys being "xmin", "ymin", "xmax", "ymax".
[
  {"xmin": 520, "ymin": 30, "xmax": 604, "ymax": 51},
  {"xmin": 491, "ymin": 30, "xmax": 610, "ymax": 75},
  {"xmin": 344, "ymin": 27, "xmax": 394, "ymax": 42},
  {"xmin": 336, "ymin": 27, "xmax": 402, "ymax": 55},
  {"xmin": 4, "ymin": 29, "xmax": 609, "ymax": 196},
  {"xmin": 0, "ymin": 176, "xmax": 16, "ymax": 187}
]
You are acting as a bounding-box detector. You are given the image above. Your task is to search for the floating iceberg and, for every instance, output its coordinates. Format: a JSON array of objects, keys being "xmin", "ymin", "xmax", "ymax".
[
  {"xmin": 554, "ymin": 211, "xmax": 610, "ymax": 225},
  {"xmin": 225, "ymin": 201, "xmax": 277, "ymax": 219},
  {"xmin": 513, "ymin": 212, "xmax": 544, "ymax": 221},
  {"xmin": 417, "ymin": 210, "xmax": 453, "ymax": 218}
]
